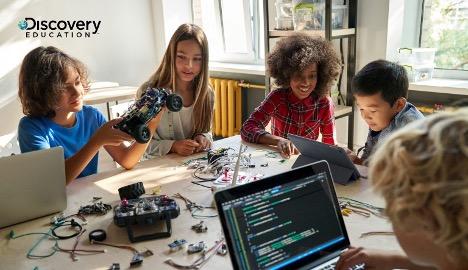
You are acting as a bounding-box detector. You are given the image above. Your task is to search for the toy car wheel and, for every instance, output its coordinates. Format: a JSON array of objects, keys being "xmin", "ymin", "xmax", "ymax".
[
  {"xmin": 166, "ymin": 94, "xmax": 183, "ymax": 112},
  {"xmin": 134, "ymin": 124, "xmax": 151, "ymax": 144}
]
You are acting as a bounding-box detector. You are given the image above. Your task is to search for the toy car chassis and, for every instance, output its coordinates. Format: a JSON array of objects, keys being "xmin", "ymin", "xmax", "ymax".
[
  {"xmin": 114, "ymin": 87, "xmax": 183, "ymax": 143},
  {"xmin": 113, "ymin": 195, "xmax": 180, "ymax": 243}
]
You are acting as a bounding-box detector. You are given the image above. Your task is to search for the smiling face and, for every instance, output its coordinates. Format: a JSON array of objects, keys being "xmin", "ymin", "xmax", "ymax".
[
  {"xmin": 175, "ymin": 39, "xmax": 202, "ymax": 84},
  {"xmin": 289, "ymin": 63, "xmax": 318, "ymax": 100},
  {"xmin": 355, "ymin": 92, "xmax": 405, "ymax": 132},
  {"xmin": 55, "ymin": 66, "xmax": 84, "ymax": 115}
]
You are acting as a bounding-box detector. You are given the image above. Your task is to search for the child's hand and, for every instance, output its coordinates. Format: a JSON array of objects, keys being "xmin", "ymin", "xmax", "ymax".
[
  {"xmin": 171, "ymin": 139, "xmax": 201, "ymax": 156},
  {"xmin": 148, "ymin": 107, "xmax": 166, "ymax": 126},
  {"xmin": 277, "ymin": 138, "xmax": 299, "ymax": 159},
  {"xmin": 335, "ymin": 247, "xmax": 406, "ymax": 270},
  {"xmin": 93, "ymin": 119, "xmax": 134, "ymax": 146},
  {"xmin": 193, "ymin": 134, "xmax": 211, "ymax": 152},
  {"xmin": 342, "ymin": 147, "xmax": 362, "ymax": 165}
]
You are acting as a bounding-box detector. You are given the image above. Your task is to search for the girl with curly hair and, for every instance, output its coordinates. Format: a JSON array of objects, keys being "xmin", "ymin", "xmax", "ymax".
[
  {"xmin": 137, "ymin": 24, "xmax": 214, "ymax": 157},
  {"xmin": 18, "ymin": 46, "xmax": 163, "ymax": 184},
  {"xmin": 336, "ymin": 109, "xmax": 468, "ymax": 270},
  {"xmin": 241, "ymin": 33, "xmax": 341, "ymax": 158}
]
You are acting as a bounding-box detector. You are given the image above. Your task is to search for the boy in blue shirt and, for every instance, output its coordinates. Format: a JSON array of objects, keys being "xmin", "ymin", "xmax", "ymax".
[
  {"xmin": 18, "ymin": 46, "xmax": 163, "ymax": 183},
  {"xmin": 348, "ymin": 60, "xmax": 424, "ymax": 164}
]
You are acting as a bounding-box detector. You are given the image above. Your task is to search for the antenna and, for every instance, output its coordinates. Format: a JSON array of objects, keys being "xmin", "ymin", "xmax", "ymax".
[{"xmin": 231, "ymin": 144, "xmax": 245, "ymax": 187}]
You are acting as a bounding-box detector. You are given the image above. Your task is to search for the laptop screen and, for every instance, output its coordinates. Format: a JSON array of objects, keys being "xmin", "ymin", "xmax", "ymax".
[{"xmin": 217, "ymin": 162, "xmax": 348, "ymax": 270}]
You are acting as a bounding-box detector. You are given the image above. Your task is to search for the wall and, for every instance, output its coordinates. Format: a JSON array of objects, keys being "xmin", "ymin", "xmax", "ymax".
[{"xmin": 0, "ymin": 0, "xmax": 164, "ymax": 153}]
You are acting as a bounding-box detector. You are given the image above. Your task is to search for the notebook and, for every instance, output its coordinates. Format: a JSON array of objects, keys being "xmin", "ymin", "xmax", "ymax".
[
  {"xmin": 288, "ymin": 134, "xmax": 360, "ymax": 185},
  {"xmin": 215, "ymin": 160, "xmax": 351, "ymax": 270},
  {"xmin": 0, "ymin": 147, "xmax": 67, "ymax": 228}
]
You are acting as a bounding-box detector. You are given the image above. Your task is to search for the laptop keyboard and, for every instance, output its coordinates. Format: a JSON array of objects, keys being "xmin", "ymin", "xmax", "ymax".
[{"xmin": 316, "ymin": 263, "xmax": 365, "ymax": 270}]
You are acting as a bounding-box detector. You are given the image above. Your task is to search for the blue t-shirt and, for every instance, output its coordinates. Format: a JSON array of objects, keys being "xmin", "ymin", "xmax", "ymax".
[{"xmin": 18, "ymin": 106, "xmax": 107, "ymax": 178}]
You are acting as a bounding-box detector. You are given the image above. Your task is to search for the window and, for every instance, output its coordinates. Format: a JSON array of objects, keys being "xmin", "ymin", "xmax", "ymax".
[
  {"xmin": 192, "ymin": 0, "xmax": 264, "ymax": 64},
  {"xmin": 420, "ymin": 0, "xmax": 468, "ymax": 72}
]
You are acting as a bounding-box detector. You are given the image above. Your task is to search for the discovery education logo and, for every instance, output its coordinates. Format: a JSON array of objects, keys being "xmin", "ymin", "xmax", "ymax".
[{"xmin": 18, "ymin": 18, "xmax": 101, "ymax": 38}]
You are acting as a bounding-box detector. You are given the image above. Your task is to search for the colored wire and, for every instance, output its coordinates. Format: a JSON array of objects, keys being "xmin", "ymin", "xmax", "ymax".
[
  {"xmin": 9, "ymin": 229, "xmax": 58, "ymax": 259},
  {"xmin": 173, "ymin": 193, "xmax": 218, "ymax": 219}
]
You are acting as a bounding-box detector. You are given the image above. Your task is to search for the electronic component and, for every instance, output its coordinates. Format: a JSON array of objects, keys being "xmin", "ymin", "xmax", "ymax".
[
  {"xmin": 187, "ymin": 241, "xmax": 206, "ymax": 254},
  {"xmin": 168, "ymin": 239, "xmax": 187, "ymax": 252},
  {"xmin": 114, "ymin": 195, "xmax": 180, "ymax": 242},
  {"xmin": 191, "ymin": 221, "xmax": 207, "ymax": 233}
]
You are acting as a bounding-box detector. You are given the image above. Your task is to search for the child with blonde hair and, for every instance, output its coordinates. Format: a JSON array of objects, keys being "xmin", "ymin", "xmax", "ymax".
[
  {"xmin": 138, "ymin": 23, "xmax": 214, "ymax": 157},
  {"xmin": 336, "ymin": 109, "xmax": 468, "ymax": 270}
]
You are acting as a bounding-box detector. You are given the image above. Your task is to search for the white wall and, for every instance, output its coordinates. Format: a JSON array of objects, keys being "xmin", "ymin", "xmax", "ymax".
[{"xmin": 0, "ymin": 0, "xmax": 166, "ymax": 153}]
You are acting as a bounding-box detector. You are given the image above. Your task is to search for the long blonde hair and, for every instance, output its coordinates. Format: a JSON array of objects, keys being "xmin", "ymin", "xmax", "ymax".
[
  {"xmin": 137, "ymin": 23, "xmax": 213, "ymax": 134},
  {"xmin": 369, "ymin": 109, "xmax": 468, "ymax": 264}
]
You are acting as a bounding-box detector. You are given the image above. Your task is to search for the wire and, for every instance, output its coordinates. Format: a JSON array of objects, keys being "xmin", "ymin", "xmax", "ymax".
[
  {"xmin": 173, "ymin": 193, "xmax": 218, "ymax": 219},
  {"xmin": 9, "ymin": 229, "xmax": 58, "ymax": 259},
  {"xmin": 165, "ymin": 238, "xmax": 225, "ymax": 269},
  {"xmin": 338, "ymin": 197, "xmax": 385, "ymax": 218},
  {"xmin": 360, "ymin": 231, "xmax": 394, "ymax": 238}
]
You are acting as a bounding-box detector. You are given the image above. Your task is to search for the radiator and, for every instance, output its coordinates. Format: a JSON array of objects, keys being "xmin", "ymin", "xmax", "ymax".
[{"xmin": 209, "ymin": 78, "xmax": 242, "ymax": 137}]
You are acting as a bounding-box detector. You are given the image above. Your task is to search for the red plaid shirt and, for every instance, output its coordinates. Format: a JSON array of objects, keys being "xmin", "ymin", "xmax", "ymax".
[{"xmin": 241, "ymin": 88, "xmax": 335, "ymax": 145}]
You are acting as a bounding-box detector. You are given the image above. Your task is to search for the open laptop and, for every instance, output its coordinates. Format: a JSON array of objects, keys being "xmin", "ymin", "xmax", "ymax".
[
  {"xmin": 215, "ymin": 160, "xmax": 351, "ymax": 270},
  {"xmin": 0, "ymin": 147, "xmax": 67, "ymax": 228},
  {"xmin": 288, "ymin": 134, "xmax": 360, "ymax": 185}
]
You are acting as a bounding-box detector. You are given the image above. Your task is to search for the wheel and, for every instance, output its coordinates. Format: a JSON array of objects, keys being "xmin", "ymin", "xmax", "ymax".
[
  {"xmin": 118, "ymin": 182, "xmax": 146, "ymax": 200},
  {"xmin": 134, "ymin": 124, "xmax": 151, "ymax": 144},
  {"xmin": 166, "ymin": 94, "xmax": 183, "ymax": 112}
]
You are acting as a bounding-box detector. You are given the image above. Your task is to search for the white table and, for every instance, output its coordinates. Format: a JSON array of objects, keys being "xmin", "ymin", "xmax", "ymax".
[{"xmin": 0, "ymin": 136, "xmax": 399, "ymax": 270}]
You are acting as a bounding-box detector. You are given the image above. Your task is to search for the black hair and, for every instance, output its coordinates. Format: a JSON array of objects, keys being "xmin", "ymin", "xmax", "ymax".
[{"xmin": 352, "ymin": 59, "xmax": 408, "ymax": 106}]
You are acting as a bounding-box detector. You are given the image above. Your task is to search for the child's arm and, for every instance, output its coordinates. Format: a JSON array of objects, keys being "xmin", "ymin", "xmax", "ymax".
[
  {"xmin": 64, "ymin": 118, "xmax": 134, "ymax": 183},
  {"xmin": 319, "ymin": 97, "xmax": 335, "ymax": 145},
  {"xmin": 335, "ymin": 247, "xmax": 436, "ymax": 270},
  {"xmin": 241, "ymin": 91, "xmax": 277, "ymax": 143},
  {"xmin": 104, "ymin": 110, "xmax": 164, "ymax": 168}
]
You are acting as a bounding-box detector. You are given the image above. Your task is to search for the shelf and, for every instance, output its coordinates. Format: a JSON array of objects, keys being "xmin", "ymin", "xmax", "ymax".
[
  {"xmin": 334, "ymin": 105, "xmax": 353, "ymax": 118},
  {"xmin": 269, "ymin": 28, "xmax": 356, "ymax": 39}
]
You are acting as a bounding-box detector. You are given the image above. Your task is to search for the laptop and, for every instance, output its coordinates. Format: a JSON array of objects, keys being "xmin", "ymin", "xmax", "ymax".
[
  {"xmin": 215, "ymin": 160, "xmax": 350, "ymax": 270},
  {"xmin": 288, "ymin": 134, "xmax": 360, "ymax": 185},
  {"xmin": 0, "ymin": 147, "xmax": 67, "ymax": 228}
]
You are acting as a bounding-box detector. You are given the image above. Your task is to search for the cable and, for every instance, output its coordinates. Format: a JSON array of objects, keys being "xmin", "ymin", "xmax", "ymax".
[
  {"xmin": 173, "ymin": 193, "xmax": 218, "ymax": 219},
  {"xmin": 9, "ymin": 229, "xmax": 58, "ymax": 259},
  {"xmin": 51, "ymin": 219, "xmax": 83, "ymax": 240}
]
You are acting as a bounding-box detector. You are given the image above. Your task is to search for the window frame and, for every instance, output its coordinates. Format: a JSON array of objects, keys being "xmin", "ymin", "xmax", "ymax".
[{"xmin": 418, "ymin": 0, "xmax": 468, "ymax": 79}]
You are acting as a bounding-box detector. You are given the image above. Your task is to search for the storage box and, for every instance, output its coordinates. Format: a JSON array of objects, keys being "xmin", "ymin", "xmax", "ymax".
[
  {"xmin": 398, "ymin": 48, "xmax": 436, "ymax": 66},
  {"xmin": 292, "ymin": 0, "xmax": 348, "ymax": 31},
  {"xmin": 275, "ymin": 0, "xmax": 294, "ymax": 30},
  {"xmin": 404, "ymin": 65, "xmax": 434, "ymax": 82}
]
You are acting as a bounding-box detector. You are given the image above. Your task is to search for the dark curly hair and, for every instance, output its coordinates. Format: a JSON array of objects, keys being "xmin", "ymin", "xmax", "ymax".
[
  {"xmin": 267, "ymin": 33, "xmax": 341, "ymax": 97},
  {"xmin": 18, "ymin": 46, "xmax": 89, "ymax": 118}
]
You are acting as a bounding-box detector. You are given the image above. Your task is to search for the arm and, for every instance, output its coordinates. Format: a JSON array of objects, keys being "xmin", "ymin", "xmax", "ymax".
[
  {"xmin": 240, "ymin": 91, "xmax": 277, "ymax": 143},
  {"xmin": 104, "ymin": 110, "xmax": 164, "ymax": 169},
  {"xmin": 335, "ymin": 247, "xmax": 436, "ymax": 270},
  {"xmin": 319, "ymin": 97, "xmax": 336, "ymax": 145}
]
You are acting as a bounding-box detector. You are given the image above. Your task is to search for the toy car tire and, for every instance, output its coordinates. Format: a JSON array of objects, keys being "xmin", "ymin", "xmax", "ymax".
[
  {"xmin": 166, "ymin": 94, "xmax": 183, "ymax": 112},
  {"xmin": 134, "ymin": 124, "xmax": 151, "ymax": 144},
  {"xmin": 118, "ymin": 182, "xmax": 146, "ymax": 200}
]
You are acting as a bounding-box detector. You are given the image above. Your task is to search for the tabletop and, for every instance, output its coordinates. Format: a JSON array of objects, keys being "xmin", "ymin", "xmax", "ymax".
[{"xmin": 0, "ymin": 136, "xmax": 399, "ymax": 270}]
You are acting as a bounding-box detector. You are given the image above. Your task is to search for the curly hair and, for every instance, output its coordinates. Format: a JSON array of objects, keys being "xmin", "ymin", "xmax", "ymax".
[
  {"xmin": 267, "ymin": 33, "xmax": 341, "ymax": 97},
  {"xmin": 18, "ymin": 46, "xmax": 89, "ymax": 118},
  {"xmin": 369, "ymin": 109, "xmax": 468, "ymax": 264}
]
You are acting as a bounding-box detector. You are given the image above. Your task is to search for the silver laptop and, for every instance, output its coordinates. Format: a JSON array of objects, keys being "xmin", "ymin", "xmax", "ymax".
[
  {"xmin": 0, "ymin": 147, "xmax": 67, "ymax": 228},
  {"xmin": 215, "ymin": 160, "xmax": 351, "ymax": 270}
]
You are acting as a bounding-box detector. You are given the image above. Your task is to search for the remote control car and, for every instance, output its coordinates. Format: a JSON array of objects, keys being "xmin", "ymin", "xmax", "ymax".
[{"xmin": 115, "ymin": 87, "xmax": 183, "ymax": 143}]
